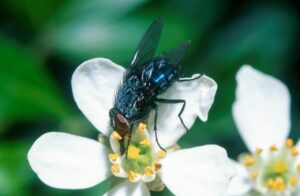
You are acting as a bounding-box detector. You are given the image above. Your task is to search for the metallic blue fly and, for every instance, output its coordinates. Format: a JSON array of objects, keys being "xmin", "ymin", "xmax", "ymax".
[{"xmin": 109, "ymin": 18, "xmax": 199, "ymax": 155}]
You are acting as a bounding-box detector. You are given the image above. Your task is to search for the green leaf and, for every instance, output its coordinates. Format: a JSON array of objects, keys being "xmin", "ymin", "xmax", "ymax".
[
  {"xmin": 3, "ymin": 0, "xmax": 66, "ymax": 30},
  {"xmin": 198, "ymin": 5, "xmax": 298, "ymax": 76},
  {"xmin": 0, "ymin": 37, "xmax": 72, "ymax": 130},
  {"xmin": 0, "ymin": 140, "xmax": 34, "ymax": 195},
  {"xmin": 183, "ymin": 4, "xmax": 298, "ymax": 150},
  {"xmin": 37, "ymin": 0, "xmax": 195, "ymax": 65}
]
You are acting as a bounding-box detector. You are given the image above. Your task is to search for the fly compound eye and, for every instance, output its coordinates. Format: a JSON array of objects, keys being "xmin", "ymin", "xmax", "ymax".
[{"xmin": 115, "ymin": 113, "xmax": 129, "ymax": 130}]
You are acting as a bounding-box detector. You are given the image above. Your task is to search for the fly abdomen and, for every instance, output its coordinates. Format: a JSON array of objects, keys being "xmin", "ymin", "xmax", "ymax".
[{"xmin": 149, "ymin": 59, "xmax": 179, "ymax": 94}]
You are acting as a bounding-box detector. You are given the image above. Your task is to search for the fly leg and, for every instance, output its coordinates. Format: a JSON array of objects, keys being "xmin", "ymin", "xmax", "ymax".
[
  {"xmin": 155, "ymin": 98, "xmax": 188, "ymax": 132},
  {"xmin": 177, "ymin": 74, "xmax": 202, "ymax": 82},
  {"xmin": 125, "ymin": 125, "xmax": 134, "ymax": 159},
  {"xmin": 153, "ymin": 104, "xmax": 167, "ymax": 152}
]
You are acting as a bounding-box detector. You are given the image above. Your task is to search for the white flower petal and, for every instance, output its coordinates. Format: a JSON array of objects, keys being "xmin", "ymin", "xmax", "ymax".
[
  {"xmin": 233, "ymin": 65, "xmax": 291, "ymax": 152},
  {"xmin": 27, "ymin": 132, "xmax": 111, "ymax": 189},
  {"xmin": 159, "ymin": 145, "xmax": 236, "ymax": 196},
  {"xmin": 72, "ymin": 58, "xmax": 125, "ymax": 136},
  {"xmin": 148, "ymin": 74, "xmax": 217, "ymax": 148},
  {"xmin": 104, "ymin": 181, "xmax": 150, "ymax": 196},
  {"xmin": 225, "ymin": 160, "xmax": 251, "ymax": 196}
]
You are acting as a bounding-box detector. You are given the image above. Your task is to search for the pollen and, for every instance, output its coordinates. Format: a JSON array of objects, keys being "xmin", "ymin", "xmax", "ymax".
[
  {"xmin": 243, "ymin": 155, "xmax": 255, "ymax": 167},
  {"xmin": 140, "ymin": 139, "xmax": 151, "ymax": 146},
  {"xmin": 290, "ymin": 147, "xmax": 298, "ymax": 156},
  {"xmin": 128, "ymin": 171, "xmax": 136, "ymax": 182},
  {"xmin": 144, "ymin": 166, "xmax": 154, "ymax": 176},
  {"xmin": 290, "ymin": 176, "xmax": 298, "ymax": 187},
  {"xmin": 267, "ymin": 179, "xmax": 276, "ymax": 190},
  {"xmin": 154, "ymin": 163, "xmax": 162, "ymax": 172},
  {"xmin": 157, "ymin": 150, "xmax": 167, "ymax": 159},
  {"xmin": 297, "ymin": 164, "xmax": 300, "ymax": 173},
  {"xmin": 112, "ymin": 131, "xmax": 122, "ymax": 140},
  {"xmin": 270, "ymin": 145, "xmax": 278, "ymax": 152},
  {"xmin": 285, "ymin": 138, "xmax": 294, "ymax": 148},
  {"xmin": 275, "ymin": 177, "xmax": 285, "ymax": 191},
  {"xmin": 273, "ymin": 160, "xmax": 287, "ymax": 173},
  {"xmin": 108, "ymin": 153, "xmax": 119, "ymax": 162},
  {"xmin": 250, "ymin": 172, "xmax": 258, "ymax": 180},
  {"xmin": 138, "ymin": 123, "xmax": 147, "ymax": 132},
  {"xmin": 128, "ymin": 145, "xmax": 140, "ymax": 160},
  {"xmin": 111, "ymin": 164, "xmax": 120, "ymax": 173},
  {"xmin": 255, "ymin": 148, "xmax": 263, "ymax": 154}
]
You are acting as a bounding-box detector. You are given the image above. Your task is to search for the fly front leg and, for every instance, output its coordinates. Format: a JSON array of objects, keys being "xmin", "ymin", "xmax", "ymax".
[
  {"xmin": 125, "ymin": 125, "xmax": 134, "ymax": 159},
  {"xmin": 155, "ymin": 98, "xmax": 188, "ymax": 132}
]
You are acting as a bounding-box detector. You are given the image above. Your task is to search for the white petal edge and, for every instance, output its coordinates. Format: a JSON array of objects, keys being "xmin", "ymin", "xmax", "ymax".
[
  {"xmin": 148, "ymin": 74, "xmax": 217, "ymax": 148},
  {"xmin": 159, "ymin": 145, "xmax": 236, "ymax": 196},
  {"xmin": 225, "ymin": 160, "xmax": 251, "ymax": 196},
  {"xmin": 28, "ymin": 132, "xmax": 111, "ymax": 189},
  {"xmin": 104, "ymin": 181, "xmax": 150, "ymax": 196},
  {"xmin": 72, "ymin": 58, "xmax": 125, "ymax": 136},
  {"xmin": 233, "ymin": 65, "xmax": 291, "ymax": 152}
]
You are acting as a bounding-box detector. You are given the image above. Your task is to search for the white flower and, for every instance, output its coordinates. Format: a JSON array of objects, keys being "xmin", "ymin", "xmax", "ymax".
[
  {"xmin": 28, "ymin": 58, "xmax": 235, "ymax": 196},
  {"xmin": 226, "ymin": 65, "xmax": 300, "ymax": 195}
]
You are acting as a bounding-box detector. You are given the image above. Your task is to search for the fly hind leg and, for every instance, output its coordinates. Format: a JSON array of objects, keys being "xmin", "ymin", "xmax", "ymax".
[
  {"xmin": 153, "ymin": 104, "xmax": 167, "ymax": 152},
  {"xmin": 155, "ymin": 98, "xmax": 188, "ymax": 132},
  {"xmin": 177, "ymin": 74, "xmax": 202, "ymax": 82}
]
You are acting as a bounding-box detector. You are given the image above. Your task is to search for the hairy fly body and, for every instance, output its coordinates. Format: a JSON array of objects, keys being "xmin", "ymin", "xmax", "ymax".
[{"xmin": 109, "ymin": 18, "xmax": 198, "ymax": 154}]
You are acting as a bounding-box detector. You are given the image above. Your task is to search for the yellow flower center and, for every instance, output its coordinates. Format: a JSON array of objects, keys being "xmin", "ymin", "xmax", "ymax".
[
  {"xmin": 127, "ymin": 145, "xmax": 140, "ymax": 160},
  {"xmin": 240, "ymin": 138, "xmax": 300, "ymax": 194},
  {"xmin": 108, "ymin": 123, "xmax": 168, "ymax": 185},
  {"xmin": 273, "ymin": 160, "xmax": 287, "ymax": 173}
]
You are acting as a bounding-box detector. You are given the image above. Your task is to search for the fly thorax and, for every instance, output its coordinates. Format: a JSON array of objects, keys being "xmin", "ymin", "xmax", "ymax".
[{"xmin": 239, "ymin": 139, "xmax": 300, "ymax": 195}]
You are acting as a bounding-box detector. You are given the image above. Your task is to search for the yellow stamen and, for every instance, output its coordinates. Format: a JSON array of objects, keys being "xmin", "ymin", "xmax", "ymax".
[
  {"xmin": 128, "ymin": 171, "xmax": 136, "ymax": 182},
  {"xmin": 270, "ymin": 145, "xmax": 278, "ymax": 152},
  {"xmin": 290, "ymin": 176, "xmax": 298, "ymax": 187},
  {"xmin": 243, "ymin": 155, "xmax": 255, "ymax": 167},
  {"xmin": 112, "ymin": 131, "xmax": 122, "ymax": 140},
  {"xmin": 144, "ymin": 166, "xmax": 154, "ymax": 176},
  {"xmin": 297, "ymin": 164, "xmax": 300, "ymax": 173},
  {"xmin": 157, "ymin": 150, "xmax": 167, "ymax": 159},
  {"xmin": 273, "ymin": 160, "xmax": 287, "ymax": 173},
  {"xmin": 255, "ymin": 148, "xmax": 263, "ymax": 154},
  {"xmin": 138, "ymin": 123, "xmax": 147, "ymax": 132},
  {"xmin": 154, "ymin": 163, "xmax": 162, "ymax": 172},
  {"xmin": 128, "ymin": 145, "xmax": 139, "ymax": 159},
  {"xmin": 285, "ymin": 138, "xmax": 294, "ymax": 148},
  {"xmin": 108, "ymin": 153, "xmax": 119, "ymax": 162},
  {"xmin": 267, "ymin": 179, "xmax": 276, "ymax": 190},
  {"xmin": 275, "ymin": 177, "xmax": 285, "ymax": 191},
  {"xmin": 140, "ymin": 139, "xmax": 151, "ymax": 146},
  {"xmin": 111, "ymin": 164, "xmax": 120, "ymax": 173},
  {"xmin": 250, "ymin": 172, "xmax": 258, "ymax": 180},
  {"xmin": 291, "ymin": 147, "xmax": 299, "ymax": 156}
]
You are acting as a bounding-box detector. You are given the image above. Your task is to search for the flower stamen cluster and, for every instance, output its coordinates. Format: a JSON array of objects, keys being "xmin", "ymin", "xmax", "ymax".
[
  {"xmin": 108, "ymin": 123, "xmax": 166, "ymax": 183},
  {"xmin": 240, "ymin": 138, "xmax": 300, "ymax": 194}
]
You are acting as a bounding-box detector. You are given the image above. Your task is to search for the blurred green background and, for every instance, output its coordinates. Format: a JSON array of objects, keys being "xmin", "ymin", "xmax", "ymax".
[{"xmin": 0, "ymin": 0, "xmax": 299, "ymax": 195}]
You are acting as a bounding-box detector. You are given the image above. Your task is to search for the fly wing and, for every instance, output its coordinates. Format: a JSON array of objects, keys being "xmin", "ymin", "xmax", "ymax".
[
  {"xmin": 162, "ymin": 40, "xmax": 191, "ymax": 65},
  {"xmin": 127, "ymin": 18, "xmax": 163, "ymax": 76}
]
